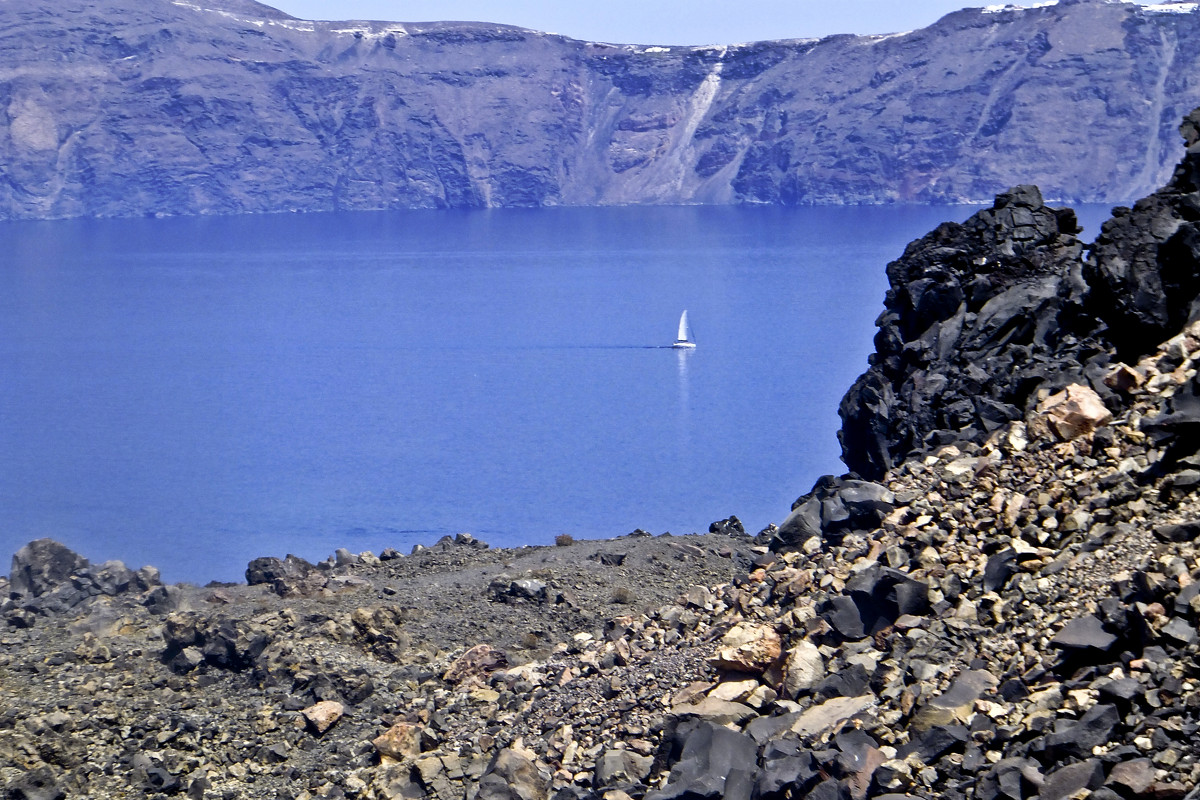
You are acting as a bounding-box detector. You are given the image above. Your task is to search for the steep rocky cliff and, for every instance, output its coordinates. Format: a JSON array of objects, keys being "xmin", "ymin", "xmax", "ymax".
[
  {"xmin": 2, "ymin": 0, "xmax": 1200, "ymax": 219},
  {"xmin": 838, "ymin": 107, "xmax": 1200, "ymax": 480}
]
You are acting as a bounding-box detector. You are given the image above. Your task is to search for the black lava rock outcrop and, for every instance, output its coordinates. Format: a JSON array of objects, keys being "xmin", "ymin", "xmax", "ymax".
[
  {"xmin": 840, "ymin": 109, "xmax": 1200, "ymax": 480},
  {"xmin": 838, "ymin": 184, "xmax": 1102, "ymax": 478},
  {"xmin": 2, "ymin": 537, "xmax": 161, "ymax": 625},
  {"xmin": 3, "ymin": 0, "xmax": 1200, "ymax": 219},
  {"xmin": 1086, "ymin": 107, "xmax": 1200, "ymax": 358}
]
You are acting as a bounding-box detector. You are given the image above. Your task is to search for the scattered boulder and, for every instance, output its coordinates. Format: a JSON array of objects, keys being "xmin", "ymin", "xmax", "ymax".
[
  {"xmin": 912, "ymin": 670, "xmax": 998, "ymax": 730},
  {"xmin": 160, "ymin": 612, "xmax": 271, "ymax": 672},
  {"xmin": 1153, "ymin": 520, "xmax": 1200, "ymax": 543},
  {"xmin": 594, "ymin": 749, "xmax": 654, "ymax": 788},
  {"xmin": 9, "ymin": 539, "xmax": 88, "ymax": 598},
  {"xmin": 300, "ymin": 700, "xmax": 345, "ymax": 735},
  {"xmin": 770, "ymin": 477, "xmax": 894, "ymax": 550},
  {"xmin": 476, "ymin": 748, "xmax": 548, "ymax": 800},
  {"xmin": 1039, "ymin": 759, "xmax": 1104, "ymax": 800},
  {"xmin": 444, "ymin": 644, "xmax": 508, "ymax": 684},
  {"xmin": 488, "ymin": 577, "xmax": 550, "ymax": 604},
  {"xmin": 1035, "ymin": 384, "xmax": 1112, "ymax": 440},
  {"xmin": 709, "ymin": 621, "xmax": 782, "ymax": 673},
  {"xmin": 789, "ymin": 695, "xmax": 875, "ymax": 738},
  {"xmin": 780, "ymin": 640, "xmax": 826, "ymax": 698},
  {"xmin": 1039, "ymin": 704, "xmax": 1120, "ymax": 761},
  {"xmin": 5, "ymin": 766, "xmax": 66, "ymax": 800},
  {"xmin": 756, "ymin": 742, "xmax": 821, "ymax": 800},
  {"xmin": 245, "ymin": 554, "xmax": 326, "ymax": 597},
  {"xmin": 709, "ymin": 516, "xmax": 746, "ymax": 536},
  {"xmin": 374, "ymin": 721, "xmax": 423, "ymax": 762},
  {"xmin": 1050, "ymin": 614, "xmax": 1119, "ymax": 658},
  {"xmin": 647, "ymin": 721, "xmax": 757, "ymax": 800},
  {"xmin": 1107, "ymin": 758, "xmax": 1157, "ymax": 797}
]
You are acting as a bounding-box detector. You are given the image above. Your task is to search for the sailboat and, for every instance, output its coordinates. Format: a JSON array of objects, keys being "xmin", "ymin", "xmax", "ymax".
[{"xmin": 672, "ymin": 310, "xmax": 696, "ymax": 349}]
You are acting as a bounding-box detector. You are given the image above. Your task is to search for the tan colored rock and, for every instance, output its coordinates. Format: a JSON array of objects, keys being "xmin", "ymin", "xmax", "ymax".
[
  {"xmin": 708, "ymin": 678, "xmax": 760, "ymax": 703},
  {"xmin": 745, "ymin": 684, "xmax": 778, "ymax": 709},
  {"xmin": 469, "ymin": 686, "xmax": 501, "ymax": 703},
  {"xmin": 780, "ymin": 640, "xmax": 825, "ymax": 699},
  {"xmin": 1006, "ymin": 421, "xmax": 1029, "ymax": 452},
  {"xmin": 374, "ymin": 721, "xmax": 423, "ymax": 762},
  {"xmin": 1036, "ymin": 384, "xmax": 1112, "ymax": 440},
  {"xmin": 671, "ymin": 681, "xmax": 714, "ymax": 706},
  {"xmin": 670, "ymin": 696, "xmax": 758, "ymax": 726},
  {"xmin": 790, "ymin": 695, "xmax": 875, "ymax": 737},
  {"xmin": 912, "ymin": 669, "xmax": 998, "ymax": 731},
  {"xmin": 444, "ymin": 643, "xmax": 508, "ymax": 684},
  {"xmin": 301, "ymin": 700, "xmax": 345, "ymax": 735},
  {"xmin": 1104, "ymin": 363, "xmax": 1145, "ymax": 393},
  {"xmin": 708, "ymin": 621, "xmax": 781, "ymax": 673}
]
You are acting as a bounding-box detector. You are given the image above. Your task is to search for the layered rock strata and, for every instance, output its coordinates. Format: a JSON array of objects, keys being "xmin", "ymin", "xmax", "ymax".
[{"xmin": 2, "ymin": 0, "xmax": 1200, "ymax": 219}]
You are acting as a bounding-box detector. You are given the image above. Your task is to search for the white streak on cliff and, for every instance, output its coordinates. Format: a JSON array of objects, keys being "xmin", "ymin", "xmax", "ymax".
[
  {"xmin": 679, "ymin": 49, "xmax": 725, "ymax": 147},
  {"xmin": 1132, "ymin": 28, "xmax": 1177, "ymax": 197}
]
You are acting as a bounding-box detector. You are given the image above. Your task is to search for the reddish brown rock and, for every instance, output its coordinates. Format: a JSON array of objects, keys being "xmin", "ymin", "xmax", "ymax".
[
  {"xmin": 374, "ymin": 721, "xmax": 423, "ymax": 762},
  {"xmin": 443, "ymin": 644, "xmax": 508, "ymax": 684},
  {"xmin": 1036, "ymin": 384, "xmax": 1112, "ymax": 440},
  {"xmin": 301, "ymin": 701, "xmax": 345, "ymax": 735}
]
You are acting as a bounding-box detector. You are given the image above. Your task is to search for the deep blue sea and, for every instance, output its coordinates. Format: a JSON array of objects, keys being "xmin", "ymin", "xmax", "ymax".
[{"xmin": 0, "ymin": 203, "xmax": 1115, "ymax": 583}]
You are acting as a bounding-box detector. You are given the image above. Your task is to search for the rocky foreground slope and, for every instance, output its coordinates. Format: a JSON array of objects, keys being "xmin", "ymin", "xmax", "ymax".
[
  {"xmin": 7, "ymin": 112, "xmax": 1200, "ymax": 799},
  {"xmin": 3, "ymin": 0, "xmax": 1200, "ymax": 219}
]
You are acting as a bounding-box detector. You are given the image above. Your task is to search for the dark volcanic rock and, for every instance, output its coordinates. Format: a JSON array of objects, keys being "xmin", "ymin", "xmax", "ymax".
[
  {"xmin": 245, "ymin": 554, "xmax": 325, "ymax": 596},
  {"xmin": 1084, "ymin": 107, "xmax": 1200, "ymax": 358},
  {"xmin": 6, "ymin": 540, "xmax": 160, "ymax": 620},
  {"xmin": 709, "ymin": 516, "xmax": 746, "ymax": 536},
  {"xmin": 9, "ymin": 539, "xmax": 88, "ymax": 598},
  {"xmin": 5, "ymin": 766, "xmax": 66, "ymax": 800},
  {"xmin": 983, "ymin": 549, "xmax": 1019, "ymax": 593},
  {"xmin": 756, "ymin": 741, "xmax": 821, "ymax": 800},
  {"xmin": 1040, "ymin": 760, "xmax": 1105, "ymax": 800},
  {"xmin": 838, "ymin": 184, "xmax": 1101, "ymax": 477},
  {"xmin": 1144, "ymin": 373, "xmax": 1200, "ymax": 465},
  {"xmin": 770, "ymin": 476, "xmax": 894, "ymax": 550},
  {"xmin": 648, "ymin": 721, "xmax": 757, "ymax": 800},
  {"xmin": 160, "ymin": 611, "xmax": 271, "ymax": 672},
  {"xmin": 840, "ymin": 110, "xmax": 1200, "ymax": 477},
  {"xmin": 1050, "ymin": 614, "xmax": 1119, "ymax": 656},
  {"xmin": 1039, "ymin": 704, "xmax": 1120, "ymax": 761},
  {"xmin": 2, "ymin": 0, "xmax": 1200, "ymax": 220},
  {"xmin": 842, "ymin": 563, "xmax": 929, "ymax": 634}
]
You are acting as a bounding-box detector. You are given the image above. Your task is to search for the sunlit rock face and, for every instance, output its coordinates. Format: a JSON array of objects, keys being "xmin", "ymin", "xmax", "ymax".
[{"xmin": 2, "ymin": 0, "xmax": 1199, "ymax": 219}]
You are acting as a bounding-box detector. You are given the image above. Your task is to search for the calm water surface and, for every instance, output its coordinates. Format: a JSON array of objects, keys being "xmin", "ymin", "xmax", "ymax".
[{"xmin": 0, "ymin": 204, "xmax": 1114, "ymax": 582}]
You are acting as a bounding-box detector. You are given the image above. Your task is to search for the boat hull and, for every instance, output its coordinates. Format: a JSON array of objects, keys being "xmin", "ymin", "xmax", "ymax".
[{"xmin": 672, "ymin": 341, "xmax": 696, "ymax": 349}]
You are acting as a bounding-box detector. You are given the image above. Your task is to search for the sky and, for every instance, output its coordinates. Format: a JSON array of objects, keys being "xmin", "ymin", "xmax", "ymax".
[{"xmin": 266, "ymin": 1, "xmax": 1001, "ymax": 45}]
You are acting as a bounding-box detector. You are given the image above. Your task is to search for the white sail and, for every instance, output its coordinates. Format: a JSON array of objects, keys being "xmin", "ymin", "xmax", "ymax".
[{"xmin": 673, "ymin": 310, "xmax": 696, "ymax": 348}]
